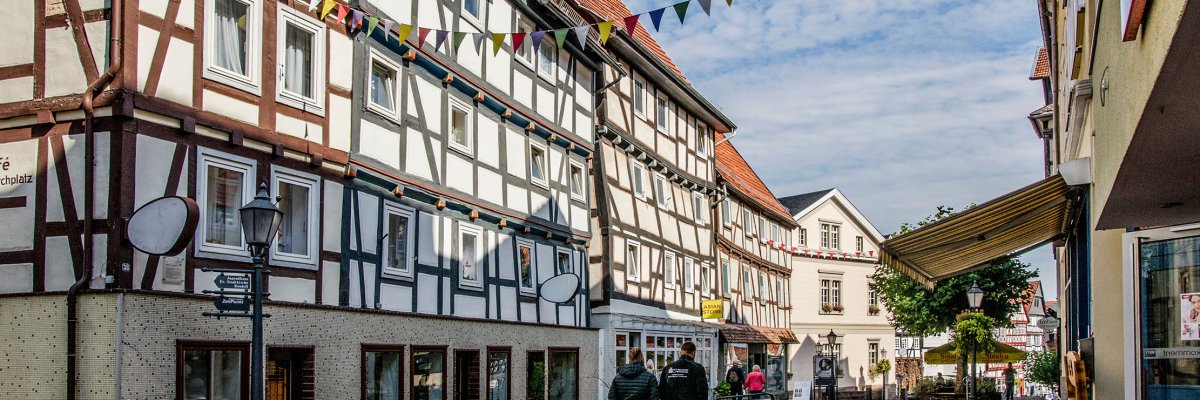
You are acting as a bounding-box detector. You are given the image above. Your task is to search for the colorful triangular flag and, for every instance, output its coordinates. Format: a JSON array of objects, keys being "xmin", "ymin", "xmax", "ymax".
[
  {"xmin": 307, "ymin": 0, "xmax": 321, "ymax": 12},
  {"xmin": 598, "ymin": 21, "xmax": 614, "ymax": 45},
  {"xmin": 649, "ymin": 8, "xmax": 667, "ymax": 31},
  {"xmin": 320, "ymin": 0, "xmax": 335, "ymax": 19},
  {"xmin": 530, "ymin": 31, "xmax": 547, "ymax": 51},
  {"xmin": 572, "ymin": 25, "xmax": 589, "ymax": 49},
  {"xmin": 673, "ymin": 1, "xmax": 689, "ymax": 23},
  {"xmin": 511, "ymin": 32, "xmax": 527, "ymax": 52},
  {"xmin": 381, "ymin": 19, "xmax": 397, "ymax": 41},
  {"xmin": 418, "ymin": 28, "xmax": 433, "ymax": 47},
  {"xmin": 491, "ymin": 33, "xmax": 506, "ymax": 55},
  {"xmin": 397, "ymin": 24, "xmax": 414, "ymax": 44},
  {"xmin": 335, "ymin": 4, "xmax": 350, "ymax": 24},
  {"xmin": 554, "ymin": 28, "xmax": 569, "ymax": 48},
  {"xmin": 699, "ymin": 0, "xmax": 713, "ymax": 15},
  {"xmin": 453, "ymin": 32, "xmax": 468, "ymax": 52},
  {"xmin": 435, "ymin": 30, "xmax": 449, "ymax": 51},
  {"xmin": 623, "ymin": 14, "xmax": 641, "ymax": 37},
  {"xmin": 473, "ymin": 32, "xmax": 488, "ymax": 54},
  {"xmin": 726, "ymin": 0, "xmax": 733, "ymax": 5},
  {"xmin": 366, "ymin": 16, "xmax": 379, "ymax": 36},
  {"xmin": 349, "ymin": 10, "xmax": 364, "ymax": 31}
]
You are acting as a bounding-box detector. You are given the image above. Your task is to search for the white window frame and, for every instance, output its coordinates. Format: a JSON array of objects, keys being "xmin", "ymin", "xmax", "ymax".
[
  {"xmin": 653, "ymin": 173, "xmax": 669, "ymax": 208},
  {"xmin": 514, "ymin": 17, "xmax": 535, "ymax": 68},
  {"xmin": 775, "ymin": 277, "xmax": 783, "ymax": 304},
  {"xmin": 758, "ymin": 271, "xmax": 767, "ymax": 301},
  {"xmin": 720, "ymin": 260, "xmax": 730, "ymax": 296},
  {"xmin": 195, "ymin": 148, "xmax": 256, "ymax": 261},
  {"xmin": 457, "ymin": 223, "xmax": 484, "ymax": 289},
  {"xmin": 721, "ymin": 199, "xmax": 731, "ymax": 227},
  {"xmin": 683, "ymin": 258, "xmax": 695, "ymax": 293},
  {"xmin": 461, "ymin": 0, "xmax": 484, "ymax": 28},
  {"xmin": 536, "ymin": 38, "xmax": 557, "ymax": 82},
  {"xmin": 742, "ymin": 266, "xmax": 753, "ymax": 297},
  {"xmin": 744, "ymin": 209, "xmax": 754, "ymax": 237},
  {"xmin": 633, "ymin": 77, "xmax": 647, "ymax": 117},
  {"xmin": 275, "ymin": 5, "xmax": 325, "ymax": 114},
  {"xmin": 701, "ymin": 262, "xmax": 712, "ymax": 298},
  {"xmin": 692, "ymin": 192, "xmax": 706, "ymax": 224},
  {"xmin": 555, "ymin": 247, "xmax": 572, "ymax": 275},
  {"xmin": 800, "ymin": 227, "xmax": 807, "ymax": 246},
  {"xmin": 655, "ymin": 95, "xmax": 669, "ymax": 132},
  {"xmin": 630, "ymin": 160, "xmax": 647, "ymax": 200},
  {"xmin": 529, "ymin": 141, "xmax": 549, "ymax": 189},
  {"xmin": 695, "ymin": 123, "xmax": 708, "ymax": 157},
  {"xmin": 268, "ymin": 166, "xmax": 320, "ymax": 267},
  {"xmin": 831, "ymin": 224, "xmax": 841, "ymax": 250},
  {"xmin": 856, "ymin": 236, "xmax": 864, "ymax": 252},
  {"xmin": 381, "ymin": 203, "xmax": 417, "ymax": 279},
  {"xmin": 516, "ymin": 238, "xmax": 536, "ymax": 295},
  {"xmin": 568, "ymin": 160, "xmax": 586, "ymax": 202},
  {"xmin": 447, "ymin": 97, "xmax": 474, "ymax": 156},
  {"xmin": 663, "ymin": 251, "xmax": 676, "ymax": 289},
  {"xmin": 626, "ymin": 240, "xmax": 642, "ymax": 283},
  {"xmin": 203, "ymin": 0, "xmax": 263, "ymax": 94},
  {"xmin": 366, "ymin": 50, "xmax": 402, "ymax": 122}
]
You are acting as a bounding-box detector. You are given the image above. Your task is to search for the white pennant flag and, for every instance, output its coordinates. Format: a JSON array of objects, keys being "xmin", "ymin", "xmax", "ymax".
[
  {"xmin": 381, "ymin": 19, "xmax": 398, "ymax": 42},
  {"xmin": 307, "ymin": 0, "xmax": 321, "ymax": 12},
  {"xmin": 572, "ymin": 25, "xmax": 589, "ymax": 49}
]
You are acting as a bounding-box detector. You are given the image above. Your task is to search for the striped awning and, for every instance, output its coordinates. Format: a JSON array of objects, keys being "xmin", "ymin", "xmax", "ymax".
[{"xmin": 881, "ymin": 175, "xmax": 1073, "ymax": 287}]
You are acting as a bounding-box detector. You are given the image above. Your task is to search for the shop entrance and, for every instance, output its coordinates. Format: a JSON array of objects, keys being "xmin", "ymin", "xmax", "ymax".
[{"xmin": 266, "ymin": 347, "xmax": 314, "ymax": 400}]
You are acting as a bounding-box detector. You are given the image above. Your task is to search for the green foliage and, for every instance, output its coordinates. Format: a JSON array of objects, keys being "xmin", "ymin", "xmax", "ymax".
[
  {"xmin": 527, "ymin": 361, "xmax": 546, "ymax": 400},
  {"xmin": 977, "ymin": 379, "xmax": 999, "ymax": 394},
  {"xmin": 911, "ymin": 378, "xmax": 937, "ymax": 395},
  {"xmin": 951, "ymin": 311, "xmax": 997, "ymax": 355},
  {"xmin": 1024, "ymin": 351, "xmax": 1061, "ymax": 389},
  {"xmin": 868, "ymin": 359, "xmax": 892, "ymax": 380},
  {"xmin": 713, "ymin": 380, "xmax": 732, "ymax": 397},
  {"xmin": 870, "ymin": 206, "xmax": 1039, "ymax": 336}
]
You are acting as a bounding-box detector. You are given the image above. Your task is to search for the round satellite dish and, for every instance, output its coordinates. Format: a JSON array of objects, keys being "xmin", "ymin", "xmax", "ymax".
[
  {"xmin": 538, "ymin": 273, "xmax": 581, "ymax": 304},
  {"xmin": 127, "ymin": 196, "xmax": 199, "ymax": 256}
]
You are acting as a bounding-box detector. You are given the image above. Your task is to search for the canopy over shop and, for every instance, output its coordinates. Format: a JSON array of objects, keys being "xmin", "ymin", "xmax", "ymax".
[{"xmin": 719, "ymin": 325, "xmax": 800, "ymax": 393}]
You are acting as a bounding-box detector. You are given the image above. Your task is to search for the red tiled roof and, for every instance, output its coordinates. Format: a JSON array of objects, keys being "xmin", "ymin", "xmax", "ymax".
[
  {"xmin": 714, "ymin": 132, "xmax": 795, "ymax": 223},
  {"xmin": 1030, "ymin": 47, "xmax": 1050, "ymax": 79},
  {"xmin": 573, "ymin": 0, "xmax": 687, "ymax": 79},
  {"xmin": 719, "ymin": 325, "xmax": 800, "ymax": 344}
]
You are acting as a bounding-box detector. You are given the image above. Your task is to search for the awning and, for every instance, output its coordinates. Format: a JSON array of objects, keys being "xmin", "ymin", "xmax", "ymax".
[
  {"xmin": 719, "ymin": 325, "xmax": 800, "ymax": 344},
  {"xmin": 924, "ymin": 340, "xmax": 1028, "ymax": 364},
  {"xmin": 881, "ymin": 174, "xmax": 1074, "ymax": 287}
]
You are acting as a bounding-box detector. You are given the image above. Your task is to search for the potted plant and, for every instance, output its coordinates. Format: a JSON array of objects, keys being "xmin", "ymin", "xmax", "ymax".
[
  {"xmin": 832, "ymin": 304, "xmax": 844, "ymax": 312},
  {"xmin": 821, "ymin": 303, "xmax": 833, "ymax": 313},
  {"xmin": 868, "ymin": 304, "xmax": 880, "ymax": 315}
]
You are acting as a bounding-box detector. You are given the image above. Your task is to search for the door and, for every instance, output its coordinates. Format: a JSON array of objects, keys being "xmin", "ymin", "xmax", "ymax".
[
  {"xmin": 266, "ymin": 347, "xmax": 314, "ymax": 400},
  {"xmin": 455, "ymin": 350, "xmax": 481, "ymax": 400}
]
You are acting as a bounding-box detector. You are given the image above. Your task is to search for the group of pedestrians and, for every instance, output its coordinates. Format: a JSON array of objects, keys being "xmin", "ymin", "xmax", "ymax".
[{"xmin": 607, "ymin": 340, "xmax": 770, "ymax": 400}]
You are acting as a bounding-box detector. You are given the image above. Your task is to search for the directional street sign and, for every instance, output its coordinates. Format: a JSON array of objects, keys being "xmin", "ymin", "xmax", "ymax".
[
  {"xmin": 214, "ymin": 296, "xmax": 251, "ymax": 312},
  {"xmin": 214, "ymin": 273, "xmax": 251, "ymax": 291}
]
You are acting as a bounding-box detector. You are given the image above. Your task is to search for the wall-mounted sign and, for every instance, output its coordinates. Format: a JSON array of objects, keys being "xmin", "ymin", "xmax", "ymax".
[
  {"xmin": 0, "ymin": 139, "xmax": 38, "ymax": 251},
  {"xmin": 127, "ymin": 196, "xmax": 199, "ymax": 256},
  {"xmin": 701, "ymin": 299, "xmax": 723, "ymax": 319},
  {"xmin": 1036, "ymin": 316, "xmax": 1059, "ymax": 331},
  {"xmin": 538, "ymin": 273, "xmax": 580, "ymax": 304}
]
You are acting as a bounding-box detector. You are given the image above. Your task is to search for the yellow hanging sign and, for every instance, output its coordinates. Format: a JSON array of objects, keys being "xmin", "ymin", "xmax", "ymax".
[{"xmin": 701, "ymin": 299, "xmax": 724, "ymax": 319}]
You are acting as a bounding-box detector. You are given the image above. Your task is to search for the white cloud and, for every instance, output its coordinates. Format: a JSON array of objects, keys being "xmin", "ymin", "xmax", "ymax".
[{"xmin": 626, "ymin": 0, "xmax": 1057, "ymax": 294}]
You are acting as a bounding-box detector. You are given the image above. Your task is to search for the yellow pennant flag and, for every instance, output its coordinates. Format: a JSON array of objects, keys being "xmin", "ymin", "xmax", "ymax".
[
  {"xmin": 598, "ymin": 21, "xmax": 614, "ymax": 45},
  {"xmin": 491, "ymin": 33, "xmax": 506, "ymax": 55},
  {"xmin": 396, "ymin": 24, "xmax": 414, "ymax": 44},
  {"xmin": 320, "ymin": 0, "xmax": 336, "ymax": 19}
]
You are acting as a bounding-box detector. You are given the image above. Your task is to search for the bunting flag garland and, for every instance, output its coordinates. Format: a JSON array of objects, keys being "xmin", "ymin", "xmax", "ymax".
[
  {"xmin": 623, "ymin": 14, "xmax": 642, "ymax": 37},
  {"xmin": 511, "ymin": 32, "xmax": 528, "ymax": 52},
  {"xmin": 648, "ymin": 8, "xmax": 667, "ymax": 31},
  {"xmin": 698, "ymin": 0, "xmax": 713, "ymax": 15},
  {"xmin": 491, "ymin": 33, "xmax": 505, "ymax": 55},
  {"xmin": 320, "ymin": 0, "xmax": 335, "ymax": 19},
  {"xmin": 435, "ymin": 30, "xmax": 449, "ymax": 52},
  {"xmin": 673, "ymin": 1, "xmax": 690, "ymax": 23},
  {"xmin": 366, "ymin": 16, "xmax": 379, "ymax": 36},
  {"xmin": 396, "ymin": 23, "xmax": 413, "ymax": 44},
  {"xmin": 381, "ymin": 19, "xmax": 397, "ymax": 41},
  {"xmin": 597, "ymin": 21, "xmax": 614, "ymax": 45},
  {"xmin": 530, "ymin": 31, "xmax": 547, "ymax": 51},
  {"xmin": 554, "ymin": 28, "xmax": 569, "ymax": 48},
  {"xmin": 307, "ymin": 0, "xmax": 321, "ymax": 12},
  {"xmin": 572, "ymin": 25, "xmax": 589, "ymax": 48},
  {"xmin": 335, "ymin": 4, "xmax": 350, "ymax": 24},
  {"xmin": 417, "ymin": 28, "xmax": 433, "ymax": 47},
  {"xmin": 453, "ymin": 32, "xmax": 469, "ymax": 52},
  {"xmin": 473, "ymin": 32, "xmax": 488, "ymax": 53},
  {"xmin": 349, "ymin": 9, "xmax": 364, "ymax": 31},
  {"xmin": 727, "ymin": 0, "xmax": 734, "ymax": 5}
]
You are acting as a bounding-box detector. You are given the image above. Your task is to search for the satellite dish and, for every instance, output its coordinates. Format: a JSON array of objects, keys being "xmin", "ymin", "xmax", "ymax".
[
  {"xmin": 539, "ymin": 273, "xmax": 581, "ymax": 303},
  {"xmin": 127, "ymin": 196, "xmax": 199, "ymax": 256}
]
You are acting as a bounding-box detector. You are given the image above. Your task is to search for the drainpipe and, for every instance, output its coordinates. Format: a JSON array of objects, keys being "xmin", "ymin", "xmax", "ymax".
[{"xmin": 70, "ymin": 1, "xmax": 123, "ymax": 399}]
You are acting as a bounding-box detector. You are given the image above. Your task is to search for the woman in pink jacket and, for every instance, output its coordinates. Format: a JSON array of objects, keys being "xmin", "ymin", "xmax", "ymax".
[{"xmin": 744, "ymin": 365, "xmax": 766, "ymax": 396}]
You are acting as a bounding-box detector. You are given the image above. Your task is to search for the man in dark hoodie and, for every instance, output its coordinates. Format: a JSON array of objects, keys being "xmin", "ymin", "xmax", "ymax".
[
  {"xmin": 660, "ymin": 341, "xmax": 709, "ymax": 400},
  {"xmin": 609, "ymin": 347, "xmax": 659, "ymax": 400}
]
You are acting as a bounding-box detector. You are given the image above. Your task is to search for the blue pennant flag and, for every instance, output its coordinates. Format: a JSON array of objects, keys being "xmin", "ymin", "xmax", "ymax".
[{"xmin": 649, "ymin": 7, "xmax": 667, "ymax": 31}]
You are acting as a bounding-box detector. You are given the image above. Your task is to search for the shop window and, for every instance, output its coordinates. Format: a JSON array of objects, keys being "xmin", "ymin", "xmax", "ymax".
[
  {"xmin": 517, "ymin": 239, "xmax": 536, "ymax": 295},
  {"xmin": 613, "ymin": 334, "xmax": 629, "ymax": 366},
  {"xmin": 526, "ymin": 351, "xmax": 546, "ymax": 400},
  {"xmin": 1139, "ymin": 234, "xmax": 1200, "ymax": 398},
  {"xmin": 487, "ymin": 348, "xmax": 510, "ymax": 400},
  {"xmin": 364, "ymin": 346, "xmax": 404, "ymax": 400},
  {"xmin": 548, "ymin": 350, "xmax": 578, "ymax": 400},
  {"xmin": 455, "ymin": 350, "xmax": 481, "ymax": 400},
  {"xmin": 270, "ymin": 167, "xmax": 319, "ymax": 266},
  {"xmin": 382, "ymin": 205, "xmax": 416, "ymax": 279},
  {"xmin": 179, "ymin": 341, "xmax": 247, "ymax": 400},
  {"xmin": 412, "ymin": 347, "xmax": 447, "ymax": 400}
]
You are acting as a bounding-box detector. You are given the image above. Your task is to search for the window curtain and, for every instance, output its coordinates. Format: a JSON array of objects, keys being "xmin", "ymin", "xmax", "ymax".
[
  {"xmin": 213, "ymin": 0, "xmax": 248, "ymax": 75},
  {"xmin": 276, "ymin": 182, "xmax": 309, "ymax": 256},
  {"xmin": 283, "ymin": 24, "xmax": 312, "ymax": 97}
]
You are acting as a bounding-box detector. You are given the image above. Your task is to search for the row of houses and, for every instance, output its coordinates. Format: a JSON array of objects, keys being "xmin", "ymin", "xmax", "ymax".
[{"xmin": 0, "ymin": 0, "xmax": 892, "ymax": 398}]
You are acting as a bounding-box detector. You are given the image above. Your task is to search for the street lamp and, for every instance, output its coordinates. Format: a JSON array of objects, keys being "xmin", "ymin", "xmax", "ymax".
[
  {"xmin": 966, "ymin": 281, "xmax": 984, "ymax": 400},
  {"xmin": 240, "ymin": 183, "xmax": 282, "ymax": 400},
  {"xmin": 881, "ymin": 348, "xmax": 889, "ymax": 400},
  {"xmin": 826, "ymin": 330, "xmax": 838, "ymax": 400}
]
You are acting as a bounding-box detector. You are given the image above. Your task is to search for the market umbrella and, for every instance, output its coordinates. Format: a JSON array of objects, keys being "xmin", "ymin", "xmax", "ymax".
[{"xmin": 923, "ymin": 340, "xmax": 1027, "ymax": 364}]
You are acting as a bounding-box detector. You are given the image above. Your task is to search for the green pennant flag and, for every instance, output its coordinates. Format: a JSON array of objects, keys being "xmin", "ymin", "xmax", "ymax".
[
  {"xmin": 366, "ymin": 16, "xmax": 379, "ymax": 36},
  {"xmin": 726, "ymin": 0, "xmax": 733, "ymax": 5},
  {"xmin": 554, "ymin": 28, "xmax": 570, "ymax": 49},
  {"xmin": 491, "ymin": 33, "xmax": 506, "ymax": 55},
  {"xmin": 598, "ymin": 21, "xmax": 614, "ymax": 45},
  {"xmin": 674, "ymin": 1, "xmax": 690, "ymax": 23},
  {"xmin": 453, "ymin": 32, "xmax": 468, "ymax": 52}
]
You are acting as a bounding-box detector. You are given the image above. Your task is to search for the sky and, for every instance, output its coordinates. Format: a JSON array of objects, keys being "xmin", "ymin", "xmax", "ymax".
[{"xmin": 624, "ymin": 0, "xmax": 1057, "ymax": 298}]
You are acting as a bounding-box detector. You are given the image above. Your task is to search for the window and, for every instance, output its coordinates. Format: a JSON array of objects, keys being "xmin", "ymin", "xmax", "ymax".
[
  {"xmin": 448, "ymin": 99, "xmax": 473, "ymax": 155},
  {"xmin": 526, "ymin": 352, "xmax": 546, "ymax": 400},
  {"xmin": 720, "ymin": 260, "xmax": 730, "ymax": 296},
  {"xmin": 758, "ymin": 272, "xmax": 767, "ymax": 300},
  {"xmin": 721, "ymin": 199, "xmax": 731, "ymax": 226},
  {"xmin": 743, "ymin": 210, "xmax": 754, "ymax": 237},
  {"xmin": 569, "ymin": 161, "xmax": 585, "ymax": 202},
  {"xmin": 204, "ymin": 0, "xmax": 261, "ymax": 92},
  {"xmin": 277, "ymin": 5, "xmax": 324, "ymax": 112},
  {"xmin": 555, "ymin": 248, "xmax": 572, "ymax": 275},
  {"xmin": 537, "ymin": 40, "xmax": 556, "ymax": 81},
  {"xmin": 700, "ymin": 263, "xmax": 711, "ymax": 297},
  {"xmin": 869, "ymin": 342, "xmax": 880, "ymax": 365},
  {"xmin": 856, "ymin": 236, "xmax": 864, "ymax": 252},
  {"xmin": 742, "ymin": 267, "xmax": 753, "ymax": 297},
  {"xmin": 458, "ymin": 224, "xmax": 482, "ymax": 288},
  {"xmin": 626, "ymin": 241, "xmax": 641, "ymax": 282},
  {"xmin": 820, "ymin": 223, "xmax": 840, "ymax": 249},
  {"xmin": 683, "ymin": 258, "xmax": 694, "ymax": 293},
  {"xmin": 630, "ymin": 161, "xmax": 647, "ymax": 200},
  {"xmin": 759, "ymin": 216, "xmax": 767, "ymax": 242},
  {"xmin": 462, "ymin": 0, "xmax": 482, "ymax": 23},
  {"xmin": 197, "ymin": 149, "xmax": 254, "ymax": 259},
  {"xmin": 364, "ymin": 346, "xmax": 404, "ymax": 400},
  {"xmin": 800, "ymin": 228, "xmax": 807, "ymax": 246},
  {"xmin": 514, "ymin": 18, "xmax": 534, "ymax": 67},
  {"xmin": 663, "ymin": 252, "xmax": 676, "ymax": 289},
  {"xmin": 869, "ymin": 288, "xmax": 878, "ymax": 307},
  {"xmin": 633, "ymin": 78, "xmax": 646, "ymax": 116},
  {"xmin": 821, "ymin": 279, "xmax": 843, "ymax": 308},
  {"xmin": 270, "ymin": 168, "xmax": 319, "ymax": 266},
  {"xmin": 776, "ymin": 278, "xmax": 784, "ymax": 304},
  {"xmin": 180, "ymin": 342, "xmax": 246, "ymax": 400},
  {"xmin": 692, "ymin": 192, "xmax": 706, "ymax": 224},
  {"xmin": 529, "ymin": 143, "xmax": 548, "ymax": 188},
  {"xmin": 383, "ymin": 205, "xmax": 416, "ymax": 278},
  {"xmin": 655, "ymin": 96, "xmax": 669, "ymax": 131},
  {"xmin": 412, "ymin": 348, "xmax": 446, "ymax": 400},
  {"xmin": 548, "ymin": 350, "xmax": 578, "ymax": 400},
  {"xmin": 517, "ymin": 239, "xmax": 536, "ymax": 295},
  {"xmin": 695, "ymin": 123, "xmax": 708, "ymax": 156},
  {"xmin": 487, "ymin": 349, "xmax": 510, "ymax": 400},
  {"xmin": 832, "ymin": 280, "xmax": 841, "ymax": 305},
  {"xmin": 368, "ymin": 51, "xmax": 401, "ymax": 120},
  {"xmin": 653, "ymin": 173, "xmax": 669, "ymax": 208}
]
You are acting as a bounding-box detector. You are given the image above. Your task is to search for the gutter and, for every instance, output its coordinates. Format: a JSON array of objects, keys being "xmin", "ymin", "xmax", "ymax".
[{"xmin": 70, "ymin": 1, "xmax": 123, "ymax": 398}]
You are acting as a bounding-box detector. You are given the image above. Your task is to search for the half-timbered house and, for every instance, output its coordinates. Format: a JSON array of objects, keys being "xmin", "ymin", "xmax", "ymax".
[
  {"xmin": 0, "ymin": 0, "xmax": 597, "ymax": 398},
  {"xmin": 712, "ymin": 131, "xmax": 800, "ymax": 394},
  {"xmin": 567, "ymin": 0, "xmax": 736, "ymax": 393}
]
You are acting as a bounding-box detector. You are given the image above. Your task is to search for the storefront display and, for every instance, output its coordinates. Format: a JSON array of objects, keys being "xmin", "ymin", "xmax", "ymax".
[{"xmin": 1139, "ymin": 234, "xmax": 1200, "ymax": 400}]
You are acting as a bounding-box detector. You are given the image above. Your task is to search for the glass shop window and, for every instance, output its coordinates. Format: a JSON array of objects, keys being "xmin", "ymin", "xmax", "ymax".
[{"xmin": 1140, "ymin": 234, "xmax": 1200, "ymax": 400}]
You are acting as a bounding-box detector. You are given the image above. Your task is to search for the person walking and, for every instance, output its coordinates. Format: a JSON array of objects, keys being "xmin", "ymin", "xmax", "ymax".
[
  {"xmin": 745, "ymin": 365, "xmax": 766, "ymax": 397},
  {"xmin": 609, "ymin": 347, "xmax": 659, "ymax": 400},
  {"xmin": 659, "ymin": 341, "xmax": 709, "ymax": 400},
  {"xmin": 725, "ymin": 361, "xmax": 746, "ymax": 396},
  {"xmin": 1003, "ymin": 363, "xmax": 1016, "ymax": 400}
]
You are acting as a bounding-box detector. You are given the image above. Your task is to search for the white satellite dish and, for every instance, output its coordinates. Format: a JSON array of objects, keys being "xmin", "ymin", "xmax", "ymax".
[
  {"xmin": 539, "ymin": 273, "xmax": 581, "ymax": 303},
  {"xmin": 127, "ymin": 196, "xmax": 199, "ymax": 256}
]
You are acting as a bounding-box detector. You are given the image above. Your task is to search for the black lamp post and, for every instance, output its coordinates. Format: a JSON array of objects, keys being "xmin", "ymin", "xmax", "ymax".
[
  {"xmin": 881, "ymin": 348, "xmax": 889, "ymax": 400},
  {"xmin": 240, "ymin": 183, "xmax": 283, "ymax": 400},
  {"xmin": 826, "ymin": 330, "xmax": 838, "ymax": 400},
  {"xmin": 966, "ymin": 282, "xmax": 984, "ymax": 400}
]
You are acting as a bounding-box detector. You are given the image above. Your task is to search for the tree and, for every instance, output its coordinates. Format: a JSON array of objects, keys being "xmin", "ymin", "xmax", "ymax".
[{"xmin": 1024, "ymin": 351, "xmax": 1061, "ymax": 390}]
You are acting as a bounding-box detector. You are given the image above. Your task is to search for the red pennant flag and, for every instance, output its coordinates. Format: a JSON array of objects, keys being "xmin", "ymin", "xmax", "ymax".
[
  {"xmin": 623, "ymin": 14, "xmax": 641, "ymax": 37},
  {"xmin": 856, "ymin": 252, "xmax": 862, "ymax": 257},
  {"xmin": 418, "ymin": 28, "xmax": 433, "ymax": 47},
  {"xmin": 335, "ymin": 4, "xmax": 350, "ymax": 24},
  {"xmin": 511, "ymin": 32, "xmax": 527, "ymax": 52}
]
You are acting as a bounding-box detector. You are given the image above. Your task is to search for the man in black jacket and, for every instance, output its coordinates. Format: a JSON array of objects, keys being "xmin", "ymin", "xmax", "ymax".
[
  {"xmin": 725, "ymin": 361, "xmax": 746, "ymax": 395},
  {"xmin": 609, "ymin": 348, "xmax": 659, "ymax": 400},
  {"xmin": 660, "ymin": 341, "xmax": 709, "ymax": 400}
]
